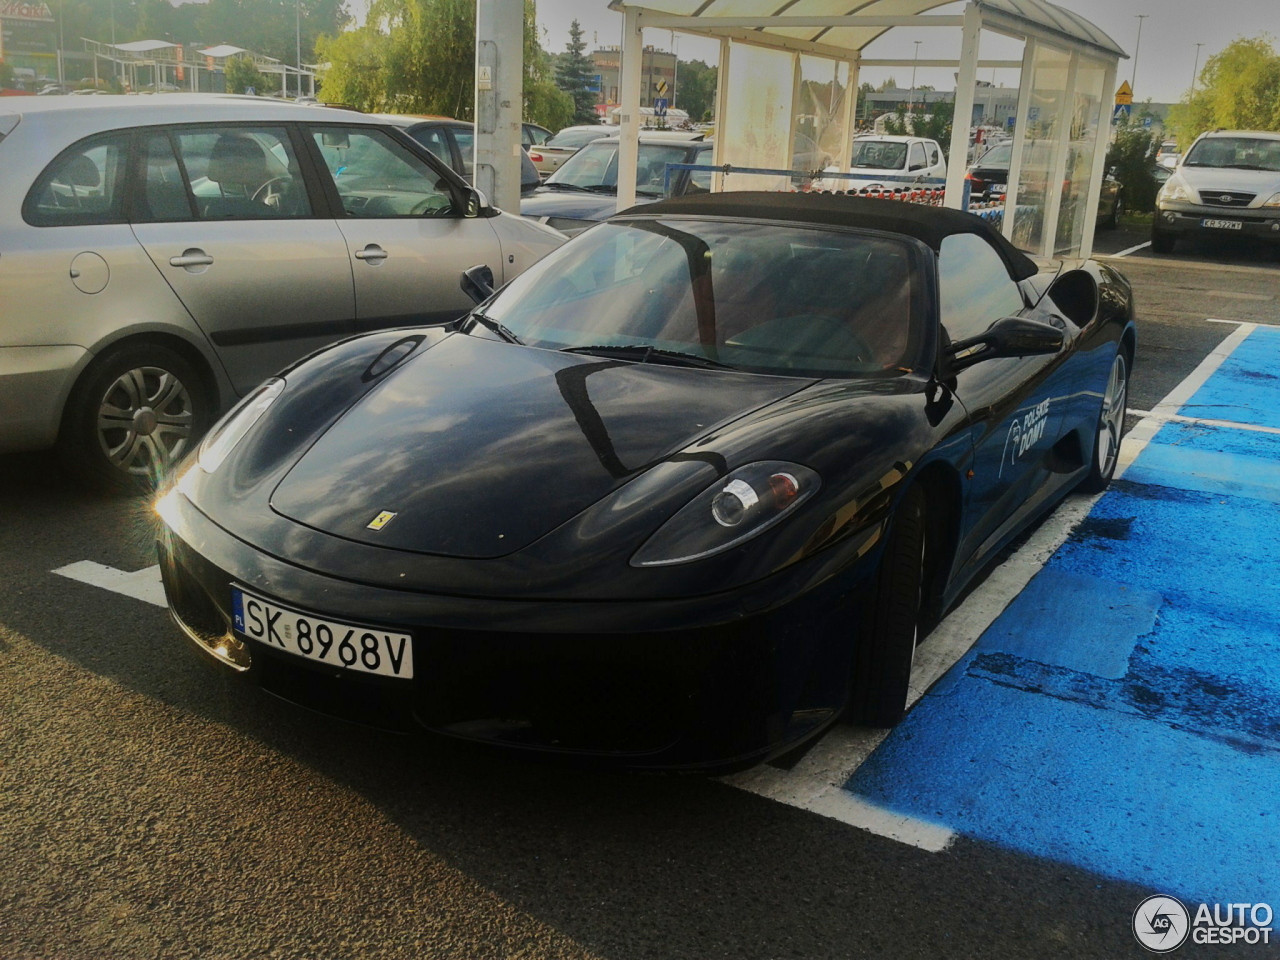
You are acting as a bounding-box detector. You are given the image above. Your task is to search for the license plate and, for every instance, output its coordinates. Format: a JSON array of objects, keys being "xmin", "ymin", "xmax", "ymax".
[
  {"xmin": 1203, "ymin": 218, "xmax": 1243, "ymax": 230},
  {"xmin": 990, "ymin": 183, "xmax": 1007, "ymax": 195},
  {"xmin": 232, "ymin": 587, "xmax": 413, "ymax": 679}
]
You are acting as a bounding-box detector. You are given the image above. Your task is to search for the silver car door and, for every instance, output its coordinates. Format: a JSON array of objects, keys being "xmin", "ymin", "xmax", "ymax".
[
  {"xmin": 129, "ymin": 125, "xmax": 356, "ymax": 396},
  {"xmin": 307, "ymin": 124, "xmax": 502, "ymax": 330}
]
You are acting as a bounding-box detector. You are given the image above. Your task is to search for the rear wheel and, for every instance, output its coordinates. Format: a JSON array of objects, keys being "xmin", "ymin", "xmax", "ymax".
[
  {"xmin": 1078, "ymin": 349, "xmax": 1129, "ymax": 494},
  {"xmin": 1103, "ymin": 193, "xmax": 1123, "ymax": 230},
  {"xmin": 58, "ymin": 343, "xmax": 212, "ymax": 493},
  {"xmin": 850, "ymin": 484, "xmax": 927, "ymax": 728}
]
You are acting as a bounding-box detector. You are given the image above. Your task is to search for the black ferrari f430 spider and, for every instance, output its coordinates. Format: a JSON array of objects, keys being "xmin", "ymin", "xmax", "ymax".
[{"xmin": 155, "ymin": 192, "xmax": 1135, "ymax": 769}]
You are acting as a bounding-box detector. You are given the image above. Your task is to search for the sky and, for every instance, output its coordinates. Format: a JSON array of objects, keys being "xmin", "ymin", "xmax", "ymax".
[{"xmin": 527, "ymin": 0, "xmax": 1280, "ymax": 105}]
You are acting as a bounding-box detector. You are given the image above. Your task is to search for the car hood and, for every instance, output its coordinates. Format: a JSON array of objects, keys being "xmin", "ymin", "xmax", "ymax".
[
  {"xmin": 269, "ymin": 333, "xmax": 806, "ymax": 559},
  {"xmin": 519, "ymin": 188, "xmax": 656, "ymax": 221},
  {"xmin": 1179, "ymin": 166, "xmax": 1280, "ymax": 197}
]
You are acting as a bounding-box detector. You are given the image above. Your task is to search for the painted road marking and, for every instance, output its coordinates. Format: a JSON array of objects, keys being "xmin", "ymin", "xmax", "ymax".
[
  {"xmin": 844, "ymin": 324, "xmax": 1280, "ymax": 904},
  {"xmin": 728, "ymin": 320, "xmax": 1262, "ymax": 851},
  {"xmin": 1110, "ymin": 240, "xmax": 1151, "ymax": 258},
  {"xmin": 53, "ymin": 561, "xmax": 166, "ymax": 608}
]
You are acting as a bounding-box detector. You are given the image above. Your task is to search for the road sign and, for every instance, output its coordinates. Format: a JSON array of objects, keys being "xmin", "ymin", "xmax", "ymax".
[
  {"xmin": 654, "ymin": 97, "xmax": 668, "ymax": 117},
  {"xmin": 1113, "ymin": 104, "xmax": 1131, "ymax": 121},
  {"xmin": 1143, "ymin": 116, "xmax": 1153, "ymax": 128},
  {"xmin": 1115, "ymin": 80, "xmax": 1133, "ymax": 105},
  {"xmin": 655, "ymin": 79, "xmax": 669, "ymax": 97}
]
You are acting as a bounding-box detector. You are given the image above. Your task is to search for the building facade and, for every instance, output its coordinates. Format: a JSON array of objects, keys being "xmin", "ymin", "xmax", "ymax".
[
  {"xmin": 591, "ymin": 45, "xmax": 677, "ymax": 114},
  {"xmin": 0, "ymin": 1, "xmax": 57, "ymax": 82}
]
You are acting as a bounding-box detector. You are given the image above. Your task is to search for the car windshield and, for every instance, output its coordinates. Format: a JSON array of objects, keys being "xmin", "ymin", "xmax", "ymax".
[
  {"xmin": 479, "ymin": 218, "xmax": 921, "ymax": 379},
  {"xmin": 851, "ymin": 141, "xmax": 908, "ymax": 170},
  {"xmin": 1184, "ymin": 137, "xmax": 1280, "ymax": 171},
  {"xmin": 545, "ymin": 128, "xmax": 610, "ymax": 149},
  {"xmin": 976, "ymin": 144, "xmax": 1012, "ymax": 167},
  {"xmin": 547, "ymin": 142, "xmax": 693, "ymax": 197}
]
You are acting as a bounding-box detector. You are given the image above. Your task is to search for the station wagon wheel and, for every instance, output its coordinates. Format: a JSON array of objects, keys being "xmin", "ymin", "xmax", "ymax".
[
  {"xmin": 1078, "ymin": 349, "xmax": 1129, "ymax": 494},
  {"xmin": 59, "ymin": 344, "xmax": 212, "ymax": 494},
  {"xmin": 850, "ymin": 484, "xmax": 927, "ymax": 727}
]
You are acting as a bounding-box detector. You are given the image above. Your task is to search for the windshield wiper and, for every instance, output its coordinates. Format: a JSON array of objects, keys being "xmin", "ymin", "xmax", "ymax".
[
  {"xmin": 542, "ymin": 181, "xmax": 591, "ymax": 192},
  {"xmin": 561, "ymin": 344, "xmax": 734, "ymax": 369},
  {"xmin": 468, "ymin": 312, "xmax": 523, "ymax": 344},
  {"xmin": 579, "ymin": 184, "xmax": 620, "ymax": 193}
]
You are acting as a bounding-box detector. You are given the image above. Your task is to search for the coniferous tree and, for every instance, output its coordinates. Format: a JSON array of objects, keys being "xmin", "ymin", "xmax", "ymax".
[{"xmin": 555, "ymin": 20, "xmax": 599, "ymax": 125}]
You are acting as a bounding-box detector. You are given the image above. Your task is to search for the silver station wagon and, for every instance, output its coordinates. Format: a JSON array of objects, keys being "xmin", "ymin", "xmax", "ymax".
[{"xmin": 0, "ymin": 96, "xmax": 565, "ymax": 489}]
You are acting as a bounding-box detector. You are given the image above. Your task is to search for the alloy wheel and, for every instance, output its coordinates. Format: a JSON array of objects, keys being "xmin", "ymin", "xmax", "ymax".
[
  {"xmin": 96, "ymin": 366, "xmax": 195, "ymax": 478},
  {"xmin": 1097, "ymin": 353, "xmax": 1128, "ymax": 479}
]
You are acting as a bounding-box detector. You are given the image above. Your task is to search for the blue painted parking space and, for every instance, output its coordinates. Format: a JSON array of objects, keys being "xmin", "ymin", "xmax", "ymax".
[{"xmin": 845, "ymin": 326, "xmax": 1280, "ymax": 907}]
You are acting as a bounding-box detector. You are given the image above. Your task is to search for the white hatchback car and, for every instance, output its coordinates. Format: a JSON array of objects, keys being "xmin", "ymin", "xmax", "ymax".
[
  {"xmin": 0, "ymin": 96, "xmax": 565, "ymax": 488},
  {"xmin": 837, "ymin": 135, "xmax": 948, "ymax": 192}
]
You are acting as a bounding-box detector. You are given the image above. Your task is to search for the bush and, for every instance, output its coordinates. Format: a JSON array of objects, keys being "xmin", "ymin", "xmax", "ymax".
[{"xmin": 1106, "ymin": 119, "xmax": 1160, "ymax": 213}]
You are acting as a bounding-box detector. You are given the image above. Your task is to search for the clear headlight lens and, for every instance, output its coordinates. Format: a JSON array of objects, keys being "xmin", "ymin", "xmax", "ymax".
[
  {"xmin": 197, "ymin": 378, "xmax": 284, "ymax": 474},
  {"xmin": 1158, "ymin": 179, "xmax": 1196, "ymax": 204},
  {"xmin": 630, "ymin": 461, "xmax": 821, "ymax": 567},
  {"xmin": 1262, "ymin": 192, "xmax": 1280, "ymax": 208}
]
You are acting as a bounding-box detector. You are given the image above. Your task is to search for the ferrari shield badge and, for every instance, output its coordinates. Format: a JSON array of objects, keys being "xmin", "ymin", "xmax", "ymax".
[{"xmin": 367, "ymin": 511, "xmax": 398, "ymax": 531}]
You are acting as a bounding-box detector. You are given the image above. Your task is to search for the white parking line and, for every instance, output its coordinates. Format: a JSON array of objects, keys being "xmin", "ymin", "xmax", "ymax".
[
  {"xmin": 726, "ymin": 318, "xmax": 1257, "ymax": 849},
  {"xmin": 1109, "ymin": 240, "xmax": 1152, "ymax": 258},
  {"xmin": 53, "ymin": 561, "xmax": 166, "ymax": 608}
]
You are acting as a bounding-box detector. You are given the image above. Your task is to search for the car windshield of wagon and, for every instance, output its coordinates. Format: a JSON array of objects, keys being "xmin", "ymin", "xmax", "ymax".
[
  {"xmin": 481, "ymin": 219, "xmax": 922, "ymax": 379},
  {"xmin": 1184, "ymin": 137, "xmax": 1280, "ymax": 172},
  {"xmin": 851, "ymin": 140, "xmax": 908, "ymax": 170}
]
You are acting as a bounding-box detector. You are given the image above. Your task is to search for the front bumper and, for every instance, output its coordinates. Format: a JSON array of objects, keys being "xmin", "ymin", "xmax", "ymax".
[
  {"xmin": 156, "ymin": 492, "xmax": 880, "ymax": 770},
  {"xmin": 1155, "ymin": 202, "xmax": 1280, "ymax": 241}
]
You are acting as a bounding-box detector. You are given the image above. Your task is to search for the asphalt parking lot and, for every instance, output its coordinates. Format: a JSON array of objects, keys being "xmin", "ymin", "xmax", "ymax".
[{"xmin": 3, "ymin": 238, "xmax": 1279, "ymax": 959}]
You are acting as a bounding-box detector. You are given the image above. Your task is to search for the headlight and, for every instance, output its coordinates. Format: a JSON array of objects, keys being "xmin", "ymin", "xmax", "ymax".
[
  {"xmin": 1262, "ymin": 192, "xmax": 1280, "ymax": 208},
  {"xmin": 197, "ymin": 378, "xmax": 284, "ymax": 474},
  {"xmin": 1158, "ymin": 179, "xmax": 1196, "ymax": 204},
  {"xmin": 630, "ymin": 461, "xmax": 821, "ymax": 567}
]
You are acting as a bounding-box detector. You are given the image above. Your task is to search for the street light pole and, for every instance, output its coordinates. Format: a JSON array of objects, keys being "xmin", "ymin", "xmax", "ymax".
[
  {"xmin": 1131, "ymin": 14, "xmax": 1149, "ymax": 93},
  {"xmin": 295, "ymin": 0, "xmax": 302, "ymax": 97},
  {"xmin": 908, "ymin": 39, "xmax": 921, "ymax": 115},
  {"xmin": 1191, "ymin": 42, "xmax": 1205, "ymax": 92}
]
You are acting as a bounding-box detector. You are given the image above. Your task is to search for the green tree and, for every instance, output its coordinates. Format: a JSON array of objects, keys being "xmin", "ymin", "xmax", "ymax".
[
  {"xmin": 224, "ymin": 55, "xmax": 269, "ymax": 95},
  {"xmin": 884, "ymin": 102, "xmax": 954, "ymax": 158},
  {"xmin": 1167, "ymin": 36, "xmax": 1280, "ymax": 148},
  {"xmin": 675, "ymin": 59, "xmax": 716, "ymax": 124},
  {"xmin": 875, "ymin": 77, "xmax": 899, "ymax": 92},
  {"xmin": 314, "ymin": 26, "xmax": 391, "ymax": 110},
  {"xmin": 1105, "ymin": 116, "xmax": 1160, "ymax": 213},
  {"xmin": 318, "ymin": 0, "xmax": 571, "ymax": 129},
  {"xmin": 0, "ymin": 60, "xmax": 13, "ymax": 89},
  {"xmin": 555, "ymin": 19, "xmax": 597, "ymax": 124}
]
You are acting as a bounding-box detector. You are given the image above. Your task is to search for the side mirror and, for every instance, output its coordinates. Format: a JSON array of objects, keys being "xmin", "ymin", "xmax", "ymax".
[
  {"xmin": 460, "ymin": 264, "xmax": 495, "ymax": 305},
  {"xmin": 946, "ymin": 317, "xmax": 1064, "ymax": 372},
  {"xmin": 461, "ymin": 186, "xmax": 485, "ymax": 218}
]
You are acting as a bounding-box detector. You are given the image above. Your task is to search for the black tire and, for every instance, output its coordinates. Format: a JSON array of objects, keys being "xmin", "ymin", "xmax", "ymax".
[
  {"xmin": 1078, "ymin": 349, "xmax": 1129, "ymax": 494},
  {"xmin": 1103, "ymin": 193, "xmax": 1122, "ymax": 231},
  {"xmin": 57, "ymin": 342, "xmax": 213, "ymax": 494},
  {"xmin": 851, "ymin": 484, "xmax": 927, "ymax": 728},
  {"xmin": 1150, "ymin": 228, "xmax": 1177, "ymax": 254}
]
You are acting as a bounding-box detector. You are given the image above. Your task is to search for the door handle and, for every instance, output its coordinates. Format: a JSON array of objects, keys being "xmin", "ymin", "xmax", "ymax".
[
  {"xmin": 355, "ymin": 245, "xmax": 387, "ymax": 263},
  {"xmin": 170, "ymin": 250, "xmax": 214, "ymax": 268}
]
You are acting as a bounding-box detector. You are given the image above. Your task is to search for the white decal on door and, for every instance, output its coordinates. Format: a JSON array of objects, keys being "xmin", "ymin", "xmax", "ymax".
[{"xmin": 1000, "ymin": 399, "xmax": 1051, "ymax": 478}]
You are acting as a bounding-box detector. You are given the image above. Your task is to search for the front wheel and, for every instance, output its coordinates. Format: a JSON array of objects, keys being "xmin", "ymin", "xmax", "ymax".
[
  {"xmin": 58, "ymin": 343, "xmax": 212, "ymax": 493},
  {"xmin": 1078, "ymin": 350, "xmax": 1129, "ymax": 494},
  {"xmin": 1150, "ymin": 228, "xmax": 1177, "ymax": 254},
  {"xmin": 850, "ymin": 484, "xmax": 927, "ymax": 727}
]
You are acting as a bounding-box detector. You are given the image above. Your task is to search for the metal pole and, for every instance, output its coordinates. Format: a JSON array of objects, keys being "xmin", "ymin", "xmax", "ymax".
[
  {"xmin": 1191, "ymin": 42, "xmax": 1204, "ymax": 92},
  {"xmin": 909, "ymin": 40, "xmax": 920, "ymax": 114},
  {"xmin": 474, "ymin": 0, "xmax": 523, "ymax": 214},
  {"xmin": 1131, "ymin": 14, "xmax": 1148, "ymax": 92},
  {"xmin": 616, "ymin": 4, "xmax": 643, "ymax": 209},
  {"xmin": 295, "ymin": 0, "xmax": 301, "ymax": 96},
  {"xmin": 943, "ymin": 3, "xmax": 981, "ymax": 209}
]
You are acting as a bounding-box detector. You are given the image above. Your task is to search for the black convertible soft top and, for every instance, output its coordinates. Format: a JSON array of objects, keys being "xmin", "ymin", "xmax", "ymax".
[{"xmin": 617, "ymin": 191, "xmax": 1041, "ymax": 282}]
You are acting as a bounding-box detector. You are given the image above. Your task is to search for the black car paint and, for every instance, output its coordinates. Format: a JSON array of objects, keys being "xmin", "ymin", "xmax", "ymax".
[{"xmin": 157, "ymin": 215, "xmax": 1135, "ymax": 769}]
